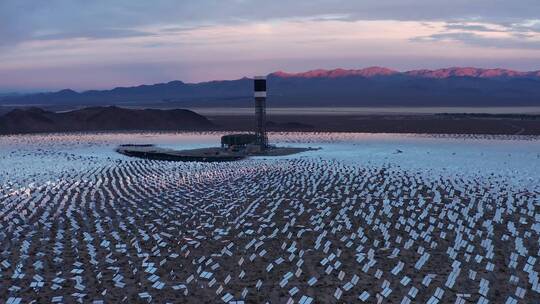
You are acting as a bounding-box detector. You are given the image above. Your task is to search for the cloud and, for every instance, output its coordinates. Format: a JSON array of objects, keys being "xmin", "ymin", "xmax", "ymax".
[
  {"xmin": 508, "ymin": 20, "xmax": 540, "ymax": 34},
  {"xmin": 411, "ymin": 18, "xmax": 540, "ymax": 50},
  {"xmin": 445, "ymin": 23, "xmax": 503, "ymax": 33},
  {"xmin": 33, "ymin": 29, "xmax": 155, "ymax": 41},
  {"xmin": 1, "ymin": 0, "xmax": 540, "ymax": 47},
  {"xmin": 413, "ymin": 31, "xmax": 540, "ymax": 49}
]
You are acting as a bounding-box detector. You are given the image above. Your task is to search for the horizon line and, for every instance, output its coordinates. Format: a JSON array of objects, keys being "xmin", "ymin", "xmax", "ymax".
[{"xmin": 3, "ymin": 65, "xmax": 540, "ymax": 95}]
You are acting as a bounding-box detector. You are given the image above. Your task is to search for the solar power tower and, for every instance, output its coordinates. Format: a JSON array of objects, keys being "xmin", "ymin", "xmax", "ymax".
[{"xmin": 254, "ymin": 76, "xmax": 268, "ymax": 150}]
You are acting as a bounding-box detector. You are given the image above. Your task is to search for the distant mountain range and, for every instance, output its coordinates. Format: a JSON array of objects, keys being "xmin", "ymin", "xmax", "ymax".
[
  {"xmin": 2, "ymin": 67, "xmax": 540, "ymax": 107},
  {"xmin": 271, "ymin": 67, "xmax": 540, "ymax": 79},
  {"xmin": 0, "ymin": 107, "xmax": 213, "ymax": 134}
]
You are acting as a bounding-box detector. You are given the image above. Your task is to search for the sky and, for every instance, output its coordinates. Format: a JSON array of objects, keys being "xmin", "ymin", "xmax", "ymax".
[{"xmin": 1, "ymin": 0, "xmax": 540, "ymax": 92}]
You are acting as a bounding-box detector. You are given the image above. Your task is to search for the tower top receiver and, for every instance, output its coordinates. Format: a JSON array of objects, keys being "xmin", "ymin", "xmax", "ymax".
[{"xmin": 254, "ymin": 76, "xmax": 267, "ymax": 97}]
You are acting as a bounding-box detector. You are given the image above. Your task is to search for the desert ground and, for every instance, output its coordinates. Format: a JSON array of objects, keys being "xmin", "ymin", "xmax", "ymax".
[
  {"xmin": 0, "ymin": 132, "xmax": 539, "ymax": 303},
  {"xmin": 208, "ymin": 113, "xmax": 540, "ymax": 135},
  {"xmin": 2, "ymin": 106, "xmax": 540, "ymax": 136}
]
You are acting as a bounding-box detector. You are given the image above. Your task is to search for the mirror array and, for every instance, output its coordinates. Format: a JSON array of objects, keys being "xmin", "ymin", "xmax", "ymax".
[{"xmin": 0, "ymin": 132, "xmax": 539, "ymax": 303}]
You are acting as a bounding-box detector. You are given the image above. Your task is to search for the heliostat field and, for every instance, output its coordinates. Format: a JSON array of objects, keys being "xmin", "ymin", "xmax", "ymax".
[{"xmin": 1, "ymin": 132, "xmax": 539, "ymax": 303}]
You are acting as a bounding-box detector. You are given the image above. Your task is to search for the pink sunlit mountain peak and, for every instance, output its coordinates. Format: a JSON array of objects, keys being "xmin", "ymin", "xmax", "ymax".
[
  {"xmin": 271, "ymin": 67, "xmax": 540, "ymax": 79},
  {"xmin": 404, "ymin": 67, "xmax": 533, "ymax": 78},
  {"xmin": 271, "ymin": 67, "xmax": 399, "ymax": 79}
]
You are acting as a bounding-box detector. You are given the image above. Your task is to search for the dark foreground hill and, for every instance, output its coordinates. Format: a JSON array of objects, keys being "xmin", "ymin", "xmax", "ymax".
[
  {"xmin": 1, "ymin": 106, "xmax": 540, "ymax": 135},
  {"xmin": 2, "ymin": 67, "xmax": 540, "ymax": 107},
  {"xmin": 0, "ymin": 106, "xmax": 213, "ymax": 134}
]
